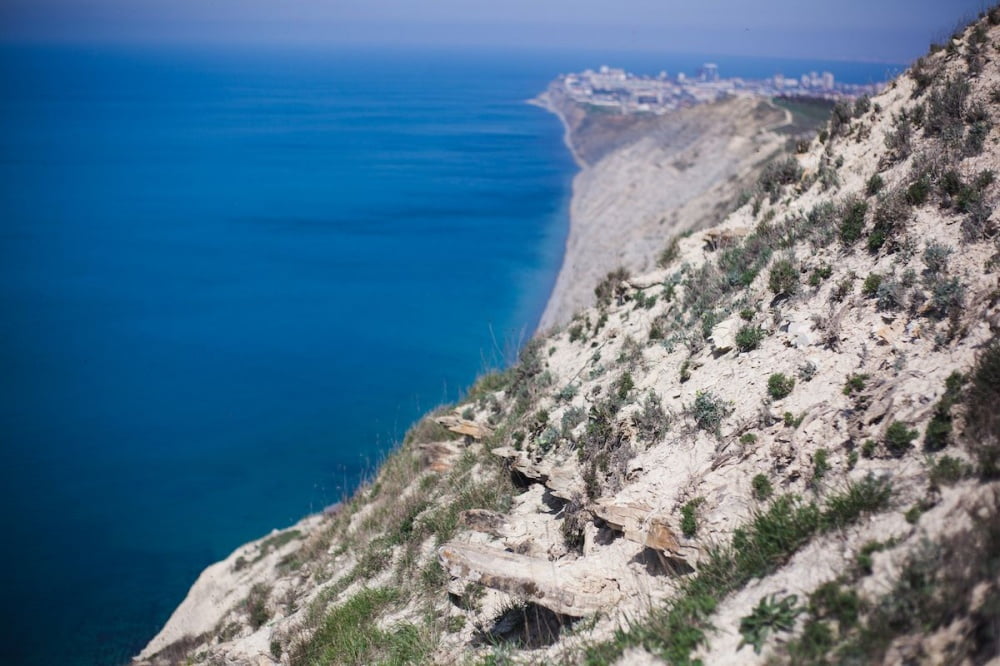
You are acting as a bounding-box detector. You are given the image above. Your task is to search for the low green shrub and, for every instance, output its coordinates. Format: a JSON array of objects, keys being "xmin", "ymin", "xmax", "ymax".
[
  {"xmin": 905, "ymin": 176, "xmax": 931, "ymax": 205},
  {"xmin": 680, "ymin": 498, "xmax": 705, "ymax": 538},
  {"xmin": 758, "ymin": 156, "xmax": 803, "ymax": 202},
  {"xmin": 813, "ymin": 449, "xmax": 830, "ymax": 480},
  {"xmin": 767, "ymin": 373, "xmax": 796, "ymax": 400},
  {"xmin": 739, "ymin": 594, "xmax": 804, "ymax": 654},
  {"xmin": 884, "ymin": 421, "xmax": 918, "ymax": 457},
  {"xmin": 861, "ymin": 273, "xmax": 882, "ymax": 297},
  {"xmin": 928, "ymin": 455, "xmax": 971, "ymax": 487},
  {"xmin": 752, "ymin": 473, "xmax": 773, "ymax": 501},
  {"xmin": 690, "ymin": 391, "xmax": 733, "ymax": 433},
  {"xmin": 861, "ymin": 439, "xmax": 877, "ymax": 458},
  {"xmin": 968, "ymin": 337, "xmax": 1000, "ymax": 477},
  {"xmin": 866, "ymin": 174, "xmax": 884, "ymax": 196},
  {"xmin": 925, "ymin": 371, "xmax": 963, "ymax": 452},
  {"xmin": 245, "ymin": 583, "xmax": 271, "ymax": 631},
  {"xmin": 808, "ymin": 265, "xmax": 832, "ymax": 286},
  {"xmin": 856, "ymin": 539, "xmax": 890, "ymax": 575},
  {"xmin": 768, "ymin": 258, "xmax": 799, "ymax": 295},
  {"xmin": 736, "ymin": 325, "xmax": 766, "ymax": 352}
]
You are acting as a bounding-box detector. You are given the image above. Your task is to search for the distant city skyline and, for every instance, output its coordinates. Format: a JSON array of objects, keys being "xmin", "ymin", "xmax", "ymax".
[{"xmin": 0, "ymin": 0, "xmax": 990, "ymax": 64}]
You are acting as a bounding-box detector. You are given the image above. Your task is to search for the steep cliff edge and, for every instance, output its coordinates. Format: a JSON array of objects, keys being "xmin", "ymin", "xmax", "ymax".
[{"xmin": 140, "ymin": 11, "xmax": 1000, "ymax": 666}]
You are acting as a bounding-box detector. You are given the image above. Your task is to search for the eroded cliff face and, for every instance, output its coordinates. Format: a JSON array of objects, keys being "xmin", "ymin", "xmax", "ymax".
[
  {"xmin": 141, "ymin": 12, "xmax": 1000, "ymax": 666},
  {"xmin": 535, "ymin": 93, "xmax": 792, "ymax": 330}
]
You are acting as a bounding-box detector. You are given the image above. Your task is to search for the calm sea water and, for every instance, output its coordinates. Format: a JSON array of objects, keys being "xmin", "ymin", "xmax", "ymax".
[{"xmin": 0, "ymin": 45, "xmax": 897, "ymax": 665}]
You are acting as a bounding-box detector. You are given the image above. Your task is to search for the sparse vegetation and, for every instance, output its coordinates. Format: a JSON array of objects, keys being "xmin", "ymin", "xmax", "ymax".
[
  {"xmin": 768, "ymin": 258, "xmax": 799, "ymax": 295},
  {"xmin": 758, "ymin": 156, "xmax": 803, "ymax": 202},
  {"xmin": 292, "ymin": 587, "xmax": 428, "ymax": 665},
  {"xmin": 792, "ymin": 501, "xmax": 1000, "ymax": 665},
  {"xmin": 884, "ymin": 420, "xmax": 918, "ymax": 457},
  {"xmin": 751, "ymin": 474, "xmax": 773, "ymax": 501},
  {"xmin": 812, "ymin": 448, "xmax": 830, "ymax": 481},
  {"xmin": 584, "ymin": 477, "xmax": 891, "ymax": 664},
  {"xmin": 925, "ymin": 371, "xmax": 964, "ymax": 451},
  {"xmin": 735, "ymin": 324, "xmax": 766, "ymax": 352},
  {"xmin": 690, "ymin": 391, "xmax": 733, "ymax": 433},
  {"xmin": 168, "ymin": 13, "xmax": 1000, "ymax": 664},
  {"xmin": 594, "ymin": 268, "xmax": 630, "ymax": 307},
  {"xmin": 680, "ymin": 497, "xmax": 704, "ymax": 538},
  {"xmin": 767, "ymin": 373, "xmax": 795, "ymax": 400},
  {"xmin": 865, "ymin": 174, "xmax": 884, "ymax": 196},
  {"xmin": 739, "ymin": 594, "xmax": 804, "ymax": 654},
  {"xmin": 968, "ymin": 336, "xmax": 1000, "ymax": 477}
]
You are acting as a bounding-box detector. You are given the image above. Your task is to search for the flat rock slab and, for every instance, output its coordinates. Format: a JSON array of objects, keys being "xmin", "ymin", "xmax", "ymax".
[
  {"xmin": 459, "ymin": 509, "xmax": 506, "ymax": 535},
  {"xmin": 435, "ymin": 414, "xmax": 493, "ymax": 439},
  {"xmin": 593, "ymin": 500, "xmax": 681, "ymax": 553},
  {"xmin": 491, "ymin": 447, "xmax": 583, "ymax": 500},
  {"xmin": 437, "ymin": 542, "xmax": 621, "ymax": 617}
]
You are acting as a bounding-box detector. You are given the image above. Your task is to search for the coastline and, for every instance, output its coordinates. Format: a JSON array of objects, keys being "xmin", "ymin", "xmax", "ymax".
[
  {"xmin": 527, "ymin": 92, "xmax": 587, "ymax": 170},
  {"xmin": 140, "ymin": 76, "xmax": 798, "ymax": 665},
  {"xmin": 127, "ymin": 19, "xmax": 1000, "ymax": 662},
  {"xmin": 529, "ymin": 87, "xmax": 793, "ymax": 331}
]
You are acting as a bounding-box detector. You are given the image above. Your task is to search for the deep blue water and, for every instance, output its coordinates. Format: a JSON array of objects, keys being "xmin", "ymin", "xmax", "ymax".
[{"xmin": 0, "ymin": 45, "xmax": 898, "ymax": 665}]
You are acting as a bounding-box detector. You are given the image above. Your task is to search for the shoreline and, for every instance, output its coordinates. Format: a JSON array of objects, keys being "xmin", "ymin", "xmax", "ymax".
[
  {"xmin": 526, "ymin": 92, "xmax": 588, "ymax": 170},
  {"xmin": 526, "ymin": 89, "xmax": 588, "ymax": 336},
  {"xmin": 527, "ymin": 88, "xmax": 794, "ymax": 330},
  {"xmin": 140, "ymin": 79, "xmax": 798, "ymax": 665}
]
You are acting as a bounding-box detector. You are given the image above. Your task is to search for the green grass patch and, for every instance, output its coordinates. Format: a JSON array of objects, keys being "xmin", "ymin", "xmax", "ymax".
[
  {"xmin": 767, "ymin": 373, "xmax": 795, "ymax": 400},
  {"xmin": 292, "ymin": 587, "xmax": 429, "ymax": 666},
  {"xmin": 884, "ymin": 421, "xmax": 918, "ymax": 457},
  {"xmin": 680, "ymin": 498, "xmax": 705, "ymax": 538},
  {"xmin": 925, "ymin": 372, "xmax": 964, "ymax": 452},
  {"xmin": 583, "ymin": 476, "xmax": 892, "ymax": 664},
  {"xmin": 739, "ymin": 593, "xmax": 804, "ymax": 654},
  {"xmin": 736, "ymin": 325, "xmax": 766, "ymax": 352},
  {"xmin": 752, "ymin": 474, "xmax": 773, "ymax": 501}
]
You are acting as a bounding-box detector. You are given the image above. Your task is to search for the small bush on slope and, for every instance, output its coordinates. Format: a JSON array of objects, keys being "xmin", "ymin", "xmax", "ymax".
[
  {"xmin": 735, "ymin": 324, "xmax": 766, "ymax": 352},
  {"xmin": 968, "ymin": 336, "xmax": 1000, "ymax": 477},
  {"xmin": 689, "ymin": 391, "xmax": 733, "ymax": 434},
  {"xmin": 767, "ymin": 373, "xmax": 795, "ymax": 400},
  {"xmin": 768, "ymin": 258, "xmax": 799, "ymax": 295}
]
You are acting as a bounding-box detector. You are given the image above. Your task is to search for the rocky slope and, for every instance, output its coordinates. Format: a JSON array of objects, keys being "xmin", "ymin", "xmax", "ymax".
[
  {"xmin": 139, "ymin": 10, "xmax": 1000, "ymax": 666},
  {"xmin": 534, "ymin": 89, "xmax": 796, "ymax": 330}
]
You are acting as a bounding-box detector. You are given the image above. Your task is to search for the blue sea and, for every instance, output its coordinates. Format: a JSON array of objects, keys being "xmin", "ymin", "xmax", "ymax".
[{"xmin": 0, "ymin": 45, "xmax": 898, "ymax": 665}]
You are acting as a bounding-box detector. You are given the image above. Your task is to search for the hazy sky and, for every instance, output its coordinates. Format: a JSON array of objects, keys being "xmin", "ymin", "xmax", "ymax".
[{"xmin": 0, "ymin": 0, "xmax": 989, "ymax": 63}]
